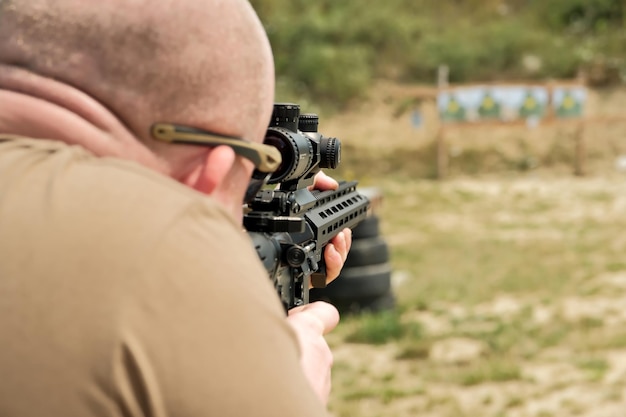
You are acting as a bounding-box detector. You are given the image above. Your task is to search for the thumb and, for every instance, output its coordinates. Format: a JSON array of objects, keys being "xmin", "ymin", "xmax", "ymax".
[{"xmin": 288, "ymin": 301, "xmax": 340, "ymax": 335}]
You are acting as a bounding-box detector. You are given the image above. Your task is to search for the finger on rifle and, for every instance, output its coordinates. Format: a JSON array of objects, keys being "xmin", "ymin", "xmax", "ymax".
[
  {"xmin": 288, "ymin": 301, "xmax": 340, "ymax": 335},
  {"xmin": 323, "ymin": 242, "xmax": 341, "ymax": 283},
  {"xmin": 324, "ymin": 228, "xmax": 352, "ymax": 283},
  {"xmin": 309, "ymin": 170, "xmax": 338, "ymax": 191},
  {"xmin": 341, "ymin": 227, "xmax": 352, "ymax": 255}
]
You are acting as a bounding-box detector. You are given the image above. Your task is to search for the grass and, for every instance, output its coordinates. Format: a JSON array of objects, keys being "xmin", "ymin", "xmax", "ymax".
[
  {"xmin": 575, "ymin": 358, "xmax": 610, "ymax": 381},
  {"xmin": 344, "ymin": 310, "xmax": 422, "ymax": 345},
  {"xmin": 455, "ymin": 360, "xmax": 523, "ymax": 386},
  {"xmin": 376, "ymin": 178, "xmax": 618, "ymax": 308},
  {"xmin": 318, "ymin": 86, "xmax": 626, "ymax": 417},
  {"xmin": 343, "ymin": 386, "xmax": 427, "ymax": 404},
  {"xmin": 324, "ymin": 173, "xmax": 626, "ymax": 416}
]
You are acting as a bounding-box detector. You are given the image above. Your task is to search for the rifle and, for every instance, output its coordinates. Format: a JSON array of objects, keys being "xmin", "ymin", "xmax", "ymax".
[{"xmin": 244, "ymin": 103, "xmax": 370, "ymax": 310}]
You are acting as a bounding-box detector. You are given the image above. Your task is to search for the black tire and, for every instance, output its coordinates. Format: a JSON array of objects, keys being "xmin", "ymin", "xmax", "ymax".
[
  {"xmin": 351, "ymin": 215, "xmax": 380, "ymax": 240},
  {"xmin": 311, "ymin": 263, "xmax": 392, "ymax": 300},
  {"xmin": 333, "ymin": 291, "xmax": 396, "ymax": 315},
  {"xmin": 359, "ymin": 291, "xmax": 396, "ymax": 312},
  {"xmin": 344, "ymin": 236, "xmax": 389, "ymax": 268}
]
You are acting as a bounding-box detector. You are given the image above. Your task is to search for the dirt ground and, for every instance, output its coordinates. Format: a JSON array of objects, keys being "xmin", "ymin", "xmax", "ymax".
[
  {"xmin": 326, "ymin": 176, "xmax": 626, "ymax": 417},
  {"xmin": 317, "ymin": 83, "xmax": 626, "ymax": 417}
]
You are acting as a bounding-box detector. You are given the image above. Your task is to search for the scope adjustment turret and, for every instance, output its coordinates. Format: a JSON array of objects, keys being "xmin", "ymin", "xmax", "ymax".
[
  {"xmin": 320, "ymin": 136, "xmax": 341, "ymax": 169},
  {"xmin": 270, "ymin": 103, "xmax": 300, "ymax": 132},
  {"xmin": 298, "ymin": 113, "xmax": 319, "ymax": 133}
]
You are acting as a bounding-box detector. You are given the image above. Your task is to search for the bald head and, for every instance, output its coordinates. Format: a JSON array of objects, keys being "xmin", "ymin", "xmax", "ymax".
[{"xmin": 0, "ymin": 0, "xmax": 275, "ymax": 144}]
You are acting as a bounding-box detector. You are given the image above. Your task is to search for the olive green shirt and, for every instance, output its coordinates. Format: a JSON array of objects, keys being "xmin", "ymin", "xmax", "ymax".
[{"xmin": 0, "ymin": 136, "xmax": 328, "ymax": 417}]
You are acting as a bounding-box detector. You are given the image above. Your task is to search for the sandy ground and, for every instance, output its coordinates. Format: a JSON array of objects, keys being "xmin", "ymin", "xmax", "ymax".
[{"xmin": 323, "ymin": 83, "xmax": 626, "ymax": 417}]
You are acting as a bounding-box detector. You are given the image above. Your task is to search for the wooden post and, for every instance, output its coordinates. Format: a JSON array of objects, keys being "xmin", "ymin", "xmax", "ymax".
[
  {"xmin": 435, "ymin": 65, "xmax": 449, "ymax": 180},
  {"xmin": 573, "ymin": 121, "xmax": 586, "ymax": 176},
  {"xmin": 436, "ymin": 125, "xmax": 448, "ymax": 179},
  {"xmin": 437, "ymin": 65, "xmax": 449, "ymax": 89},
  {"xmin": 573, "ymin": 74, "xmax": 587, "ymax": 177}
]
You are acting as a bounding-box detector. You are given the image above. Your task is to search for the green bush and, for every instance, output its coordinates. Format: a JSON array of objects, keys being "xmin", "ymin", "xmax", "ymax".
[
  {"xmin": 286, "ymin": 42, "xmax": 373, "ymax": 105},
  {"xmin": 530, "ymin": 0, "xmax": 624, "ymax": 34},
  {"xmin": 251, "ymin": 0, "xmax": 624, "ymax": 106}
]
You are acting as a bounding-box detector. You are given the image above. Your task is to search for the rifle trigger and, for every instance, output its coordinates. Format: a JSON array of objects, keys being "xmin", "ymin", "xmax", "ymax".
[{"xmin": 311, "ymin": 269, "xmax": 327, "ymax": 289}]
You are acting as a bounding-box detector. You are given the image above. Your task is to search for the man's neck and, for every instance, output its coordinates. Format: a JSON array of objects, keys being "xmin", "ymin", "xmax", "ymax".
[{"xmin": 0, "ymin": 65, "xmax": 169, "ymax": 174}]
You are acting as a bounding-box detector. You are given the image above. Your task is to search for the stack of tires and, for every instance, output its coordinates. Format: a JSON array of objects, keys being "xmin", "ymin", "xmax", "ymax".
[{"xmin": 310, "ymin": 188, "xmax": 395, "ymax": 314}]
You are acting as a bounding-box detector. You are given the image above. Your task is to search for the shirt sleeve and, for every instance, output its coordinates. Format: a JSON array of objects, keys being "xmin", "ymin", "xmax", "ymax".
[{"xmin": 117, "ymin": 199, "xmax": 331, "ymax": 417}]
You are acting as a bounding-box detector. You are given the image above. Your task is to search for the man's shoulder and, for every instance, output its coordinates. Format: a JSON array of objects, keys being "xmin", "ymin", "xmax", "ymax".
[
  {"xmin": 0, "ymin": 135, "xmax": 269, "ymax": 308},
  {"xmin": 0, "ymin": 135, "xmax": 231, "ymax": 219},
  {"xmin": 0, "ymin": 135, "xmax": 241, "ymax": 260}
]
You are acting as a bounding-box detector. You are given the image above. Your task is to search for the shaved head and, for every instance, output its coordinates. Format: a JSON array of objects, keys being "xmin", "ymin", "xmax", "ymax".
[{"xmin": 0, "ymin": 0, "xmax": 275, "ymax": 143}]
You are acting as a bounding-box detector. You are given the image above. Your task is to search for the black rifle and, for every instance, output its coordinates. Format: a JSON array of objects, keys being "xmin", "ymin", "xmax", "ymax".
[{"xmin": 244, "ymin": 103, "xmax": 370, "ymax": 310}]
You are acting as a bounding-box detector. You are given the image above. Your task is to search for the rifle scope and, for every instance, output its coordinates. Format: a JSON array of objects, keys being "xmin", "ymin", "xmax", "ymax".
[{"xmin": 264, "ymin": 103, "xmax": 341, "ymax": 186}]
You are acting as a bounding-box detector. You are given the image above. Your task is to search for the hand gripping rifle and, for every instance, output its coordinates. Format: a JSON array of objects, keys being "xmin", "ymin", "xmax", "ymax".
[{"xmin": 244, "ymin": 103, "xmax": 370, "ymax": 311}]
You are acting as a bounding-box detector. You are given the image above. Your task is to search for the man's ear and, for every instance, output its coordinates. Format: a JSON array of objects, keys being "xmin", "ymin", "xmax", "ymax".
[{"xmin": 183, "ymin": 146, "xmax": 237, "ymax": 195}]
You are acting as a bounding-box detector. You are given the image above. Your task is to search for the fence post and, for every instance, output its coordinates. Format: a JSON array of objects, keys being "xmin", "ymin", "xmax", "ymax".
[
  {"xmin": 436, "ymin": 65, "xmax": 449, "ymax": 180},
  {"xmin": 436, "ymin": 126, "xmax": 447, "ymax": 179},
  {"xmin": 573, "ymin": 121, "xmax": 586, "ymax": 176}
]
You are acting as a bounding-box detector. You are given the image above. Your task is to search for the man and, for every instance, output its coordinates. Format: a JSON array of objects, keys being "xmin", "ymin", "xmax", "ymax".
[{"xmin": 0, "ymin": 0, "xmax": 352, "ymax": 415}]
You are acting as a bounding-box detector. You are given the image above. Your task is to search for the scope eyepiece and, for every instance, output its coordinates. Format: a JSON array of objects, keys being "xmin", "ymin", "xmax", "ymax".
[
  {"xmin": 263, "ymin": 103, "xmax": 341, "ymax": 188},
  {"xmin": 264, "ymin": 127, "xmax": 313, "ymax": 184}
]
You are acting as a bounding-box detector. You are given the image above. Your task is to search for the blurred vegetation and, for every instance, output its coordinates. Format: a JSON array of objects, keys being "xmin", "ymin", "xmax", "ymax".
[
  {"xmin": 250, "ymin": 0, "xmax": 625, "ymax": 108},
  {"xmin": 326, "ymin": 176, "xmax": 626, "ymax": 416}
]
